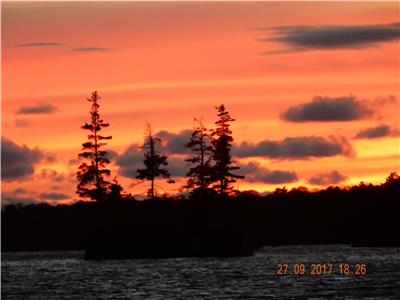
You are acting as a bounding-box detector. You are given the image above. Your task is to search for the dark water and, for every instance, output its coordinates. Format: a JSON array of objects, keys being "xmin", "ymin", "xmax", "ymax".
[{"xmin": 2, "ymin": 245, "xmax": 400, "ymax": 299}]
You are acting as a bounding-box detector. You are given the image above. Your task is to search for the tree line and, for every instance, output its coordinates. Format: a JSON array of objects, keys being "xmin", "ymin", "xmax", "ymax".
[{"xmin": 77, "ymin": 91, "xmax": 244, "ymax": 202}]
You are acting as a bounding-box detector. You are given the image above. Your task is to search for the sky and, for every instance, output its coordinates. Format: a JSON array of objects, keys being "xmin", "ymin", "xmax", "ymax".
[{"xmin": 1, "ymin": 2, "xmax": 399, "ymax": 204}]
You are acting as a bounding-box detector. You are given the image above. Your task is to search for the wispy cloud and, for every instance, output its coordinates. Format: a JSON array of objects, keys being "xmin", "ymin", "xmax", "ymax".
[
  {"xmin": 39, "ymin": 192, "xmax": 70, "ymax": 201},
  {"xmin": 17, "ymin": 103, "xmax": 57, "ymax": 114},
  {"xmin": 71, "ymin": 47, "xmax": 111, "ymax": 52},
  {"xmin": 14, "ymin": 118, "xmax": 31, "ymax": 127},
  {"xmin": 259, "ymin": 22, "xmax": 400, "ymax": 53},
  {"xmin": 13, "ymin": 42, "xmax": 65, "ymax": 48}
]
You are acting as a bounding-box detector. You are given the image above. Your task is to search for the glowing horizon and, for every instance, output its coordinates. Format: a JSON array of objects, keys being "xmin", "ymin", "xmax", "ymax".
[{"xmin": 1, "ymin": 2, "xmax": 399, "ymax": 204}]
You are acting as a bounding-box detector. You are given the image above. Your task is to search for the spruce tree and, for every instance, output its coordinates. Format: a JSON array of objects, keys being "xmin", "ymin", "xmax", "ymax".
[
  {"xmin": 210, "ymin": 104, "xmax": 244, "ymax": 198},
  {"xmin": 136, "ymin": 124, "xmax": 173, "ymax": 200},
  {"xmin": 185, "ymin": 118, "xmax": 213, "ymax": 197},
  {"xmin": 76, "ymin": 91, "xmax": 112, "ymax": 202}
]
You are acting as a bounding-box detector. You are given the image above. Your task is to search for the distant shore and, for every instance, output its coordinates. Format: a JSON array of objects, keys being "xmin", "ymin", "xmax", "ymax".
[{"xmin": 2, "ymin": 175, "xmax": 399, "ymax": 256}]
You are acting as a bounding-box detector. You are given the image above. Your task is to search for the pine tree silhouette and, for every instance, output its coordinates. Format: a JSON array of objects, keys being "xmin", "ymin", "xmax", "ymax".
[
  {"xmin": 184, "ymin": 118, "xmax": 213, "ymax": 197},
  {"xmin": 76, "ymin": 91, "xmax": 112, "ymax": 202},
  {"xmin": 210, "ymin": 104, "xmax": 244, "ymax": 198},
  {"xmin": 136, "ymin": 124, "xmax": 173, "ymax": 200}
]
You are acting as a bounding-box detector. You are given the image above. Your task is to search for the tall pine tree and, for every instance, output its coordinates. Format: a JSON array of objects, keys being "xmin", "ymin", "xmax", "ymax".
[
  {"xmin": 76, "ymin": 91, "xmax": 112, "ymax": 202},
  {"xmin": 185, "ymin": 118, "xmax": 213, "ymax": 197},
  {"xmin": 210, "ymin": 104, "xmax": 244, "ymax": 198},
  {"xmin": 136, "ymin": 124, "xmax": 173, "ymax": 200}
]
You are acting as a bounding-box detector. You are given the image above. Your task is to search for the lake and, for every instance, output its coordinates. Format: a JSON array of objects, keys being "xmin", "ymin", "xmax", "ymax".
[{"xmin": 2, "ymin": 245, "xmax": 400, "ymax": 299}]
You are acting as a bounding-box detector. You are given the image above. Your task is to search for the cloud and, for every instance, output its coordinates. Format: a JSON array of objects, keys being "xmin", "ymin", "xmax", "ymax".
[
  {"xmin": 1, "ymin": 137, "xmax": 45, "ymax": 181},
  {"xmin": 1, "ymin": 190, "xmax": 40, "ymax": 205},
  {"xmin": 39, "ymin": 193, "xmax": 70, "ymax": 201},
  {"xmin": 105, "ymin": 149, "xmax": 119, "ymax": 160},
  {"xmin": 13, "ymin": 188, "xmax": 28, "ymax": 195},
  {"xmin": 14, "ymin": 118, "xmax": 31, "ymax": 127},
  {"xmin": 308, "ymin": 170, "xmax": 347, "ymax": 185},
  {"xmin": 114, "ymin": 130, "xmax": 192, "ymax": 179},
  {"xmin": 240, "ymin": 161, "xmax": 298, "ymax": 184},
  {"xmin": 115, "ymin": 144, "xmax": 144, "ymax": 178},
  {"xmin": 281, "ymin": 96, "xmax": 372, "ymax": 122},
  {"xmin": 13, "ymin": 42, "xmax": 65, "ymax": 48},
  {"xmin": 71, "ymin": 47, "xmax": 110, "ymax": 52},
  {"xmin": 1, "ymin": 192, "xmax": 39, "ymax": 206},
  {"xmin": 234, "ymin": 135, "xmax": 353, "ymax": 160},
  {"xmin": 157, "ymin": 129, "xmax": 192, "ymax": 154},
  {"xmin": 37, "ymin": 168, "xmax": 67, "ymax": 183},
  {"xmin": 17, "ymin": 103, "xmax": 57, "ymax": 114},
  {"xmin": 354, "ymin": 124, "xmax": 399, "ymax": 139},
  {"xmin": 165, "ymin": 156, "xmax": 188, "ymax": 177},
  {"xmin": 262, "ymin": 22, "xmax": 400, "ymax": 52},
  {"xmin": 115, "ymin": 142, "xmax": 188, "ymax": 179}
]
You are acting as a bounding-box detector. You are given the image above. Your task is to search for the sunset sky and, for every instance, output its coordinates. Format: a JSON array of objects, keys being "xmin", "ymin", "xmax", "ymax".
[{"xmin": 2, "ymin": 2, "xmax": 399, "ymax": 204}]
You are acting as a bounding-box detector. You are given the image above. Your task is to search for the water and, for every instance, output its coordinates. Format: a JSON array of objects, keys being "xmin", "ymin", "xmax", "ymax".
[{"xmin": 2, "ymin": 245, "xmax": 400, "ymax": 299}]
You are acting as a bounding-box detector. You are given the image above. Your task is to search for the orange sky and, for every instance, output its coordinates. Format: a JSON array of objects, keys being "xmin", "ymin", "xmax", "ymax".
[{"xmin": 1, "ymin": 2, "xmax": 399, "ymax": 204}]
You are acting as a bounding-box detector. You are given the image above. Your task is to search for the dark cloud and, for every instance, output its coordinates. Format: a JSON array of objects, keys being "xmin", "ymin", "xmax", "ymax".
[
  {"xmin": 262, "ymin": 22, "xmax": 400, "ymax": 52},
  {"xmin": 234, "ymin": 136, "xmax": 353, "ymax": 160},
  {"xmin": 354, "ymin": 124, "xmax": 399, "ymax": 139},
  {"xmin": 1, "ymin": 137, "xmax": 44, "ymax": 181},
  {"xmin": 13, "ymin": 188, "xmax": 28, "ymax": 195},
  {"xmin": 38, "ymin": 169, "xmax": 66, "ymax": 183},
  {"xmin": 39, "ymin": 193, "xmax": 70, "ymax": 201},
  {"xmin": 71, "ymin": 47, "xmax": 110, "ymax": 52},
  {"xmin": 1, "ymin": 192, "xmax": 39, "ymax": 206},
  {"xmin": 157, "ymin": 130, "xmax": 192, "ymax": 154},
  {"xmin": 17, "ymin": 103, "xmax": 57, "ymax": 114},
  {"xmin": 372, "ymin": 95, "xmax": 398, "ymax": 106},
  {"xmin": 166, "ymin": 156, "xmax": 187, "ymax": 177},
  {"xmin": 308, "ymin": 170, "xmax": 347, "ymax": 185},
  {"xmin": 115, "ymin": 144, "xmax": 143, "ymax": 178},
  {"xmin": 115, "ymin": 142, "xmax": 188, "ymax": 179},
  {"xmin": 105, "ymin": 149, "xmax": 119, "ymax": 160},
  {"xmin": 14, "ymin": 118, "xmax": 31, "ymax": 127},
  {"xmin": 114, "ymin": 129, "xmax": 192, "ymax": 179},
  {"xmin": 13, "ymin": 42, "xmax": 65, "ymax": 48},
  {"xmin": 240, "ymin": 161, "xmax": 298, "ymax": 184},
  {"xmin": 68, "ymin": 158, "xmax": 79, "ymax": 166},
  {"xmin": 281, "ymin": 96, "xmax": 372, "ymax": 122}
]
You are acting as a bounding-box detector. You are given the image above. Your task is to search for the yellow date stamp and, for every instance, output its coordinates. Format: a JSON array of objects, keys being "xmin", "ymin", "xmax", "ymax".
[{"xmin": 276, "ymin": 263, "xmax": 367, "ymax": 276}]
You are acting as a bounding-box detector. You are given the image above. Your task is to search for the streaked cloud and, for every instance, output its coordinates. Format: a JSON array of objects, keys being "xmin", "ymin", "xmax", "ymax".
[
  {"xmin": 1, "ymin": 192, "xmax": 39, "ymax": 206},
  {"xmin": 13, "ymin": 188, "xmax": 28, "ymax": 195},
  {"xmin": 14, "ymin": 118, "xmax": 31, "ymax": 127},
  {"xmin": 71, "ymin": 47, "xmax": 110, "ymax": 52},
  {"xmin": 281, "ymin": 96, "xmax": 372, "ymax": 122},
  {"xmin": 17, "ymin": 103, "xmax": 57, "ymax": 114},
  {"xmin": 13, "ymin": 42, "xmax": 65, "ymax": 48},
  {"xmin": 308, "ymin": 170, "xmax": 347, "ymax": 185},
  {"xmin": 39, "ymin": 192, "xmax": 70, "ymax": 201}
]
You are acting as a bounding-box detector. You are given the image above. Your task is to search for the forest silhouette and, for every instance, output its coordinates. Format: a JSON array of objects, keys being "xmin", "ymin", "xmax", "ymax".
[{"xmin": 2, "ymin": 91, "xmax": 399, "ymax": 258}]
